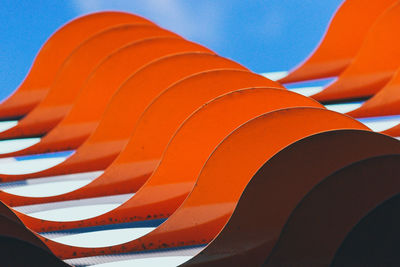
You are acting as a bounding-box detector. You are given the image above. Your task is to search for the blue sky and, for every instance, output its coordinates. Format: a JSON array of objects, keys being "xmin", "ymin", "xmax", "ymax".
[{"xmin": 0, "ymin": 0, "xmax": 343, "ymax": 100}]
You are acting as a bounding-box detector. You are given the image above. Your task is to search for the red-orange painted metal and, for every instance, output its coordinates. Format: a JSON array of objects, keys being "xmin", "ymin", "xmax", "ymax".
[
  {"xmin": 0, "ymin": 108, "xmax": 367, "ymax": 260},
  {"xmin": 347, "ymin": 69, "xmax": 400, "ymax": 118},
  {"xmin": 182, "ymin": 130, "xmax": 400, "ymax": 266},
  {"xmin": 0, "ymin": 53, "xmax": 247, "ymax": 205},
  {"xmin": 0, "ymin": 11, "xmax": 153, "ymax": 120},
  {"xmin": 0, "ymin": 24, "xmax": 179, "ymax": 140},
  {"xmin": 280, "ymin": 0, "xmax": 396, "ymax": 84},
  {"xmin": 0, "ymin": 38, "xmax": 214, "ymax": 157},
  {"xmin": 345, "ymin": 68, "xmax": 400, "ymax": 137},
  {"xmin": 2, "ymin": 88, "xmax": 321, "ymax": 232},
  {"xmin": 0, "ymin": 6, "xmax": 399, "ymax": 266},
  {"xmin": 312, "ymin": 2, "xmax": 400, "ymax": 102},
  {"xmin": 88, "ymin": 70, "xmax": 282, "ymax": 197},
  {"xmin": 0, "ymin": 70, "xmax": 279, "ymax": 182}
]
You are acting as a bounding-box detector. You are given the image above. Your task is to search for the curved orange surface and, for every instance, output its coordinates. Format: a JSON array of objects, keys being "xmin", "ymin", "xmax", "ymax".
[
  {"xmin": 7, "ymin": 87, "xmax": 321, "ymax": 233},
  {"xmin": 79, "ymin": 70, "xmax": 281, "ymax": 197},
  {"xmin": 0, "ymin": 107, "xmax": 367, "ymax": 259},
  {"xmin": 40, "ymin": 108, "xmax": 367, "ymax": 259},
  {"xmin": 182, "ymin": 130, "xmax": 400, "ymax": 266},
  {"xmin": 312, "ymin": 2, "xmax": 400, "ymax": 102},
  {"xmin": 0, "ymin": 12, "xmax": 152, "ymax": 120},
  {"xmin": 0, "ymin": 37, "xmax": 214, "ymax": 157},
  {"xmin": 280, "ymin": 0, "xmax": 396, "ymax": 84},
  {"xmin": 381, "ymin": 123, "xmax": 400, "ymax": 137},
  {"xmin": 0, "ymin": 70, "xmax": 278, "ymax": 182},
  {"xmin": 347, "ymin": 68, "xmax": 400, "ymax": 118},
  {"xmin": 0, "ymin": 53, "xmax": 247, "ymax": 205},
  {"xmin": 0, "ymin": 24, "xmax": 175, "ymax": 140},
  {"xmin": 0, "ymin": 40, "xmax": 230, "ymax": 183},
  {"xmin": 0, "ymin": 6, "xmax": 398, "ymax": 265}
]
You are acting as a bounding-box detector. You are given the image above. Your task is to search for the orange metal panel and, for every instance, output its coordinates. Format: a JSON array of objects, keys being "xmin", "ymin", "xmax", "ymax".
[
  {"xmin": 346, "ymin": 69, "xmax": 400, "ymax": 133},
  {"xmin": 87, "ymin": 70, "xmax": 282, "ymax": 196},
  {"xmin": 280, "ymin": 0, "xmax": 396, "ymax": 83},
  {"xmin": 0, "ymin": 107, "xmax": 367, "ymax": 259},
  {"xmin": 4, "ymin": 87, "xmax": 320, "ymax": 233},
  {"xmin": 106, "ymin": 108, "xmax": 365, "ymax": 258},
  {"xmin": 0, "ymin": 88, "xmax": 316, "ymax": 236},
  {"xmin": 0, "ymin": 24, "xmax": 178, "ymax": 140},
  {"xmin": 0, "ymin": 6, "xmax": 398, "ymax": 265},
  {"xmin": 381, "ymin": 123, "xmax": 400, "ymax": 137},
  {"xmin": 182, "ymin": 130, "xmax": 400, "ymax": 266},
  {"xmin": 0, "ymin": 12, "xmax": 153, "ymax": 120},
  {"xmin": 1, "ymin": 90, "xmax": 302, "ymax": 229},
  {"xmin": 347, "ymin": 70, "xmax": 400, "ymax": 118},
  {"xmin": 312, "ymin": 2, "xmax": 400, "ymax": 102},
  {"xmin": 45, "ymin": 108, "xmax": 366, "ymax": 259},
  {"xmin": 0, "ymin": 70, "xmax": 279, "ymax": 183},
  {"xmin": 0, "ymin": 38, "xmax": 213, "ymax": 157},
  {"xmin": 0, "ymin": 53, "xmax": 247, "ymax": 205}
]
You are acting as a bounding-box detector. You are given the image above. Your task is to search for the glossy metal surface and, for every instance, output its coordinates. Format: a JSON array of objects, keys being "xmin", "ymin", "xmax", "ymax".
[
  {"xmin": 0, "ymin": 96, "xmax": 329, "ymax": 259},
  {"xmin": 0, "ymin": 6, "xmax": 399, "ymax": 266},
  {"xmin": 312, "ymin": 3, "xmax": 400, "ymax": 102},
  {"xmin": 0, "ymin": 11, "xmax": 152, "ymax": 120},
  {"xmin": 0, "ymin": 37, "xmax": 216, "ymax": 158},
  {"xmin": 89, "ymin": 69, "xmax": 281, "ymax": 200},
  {"xmin": 1, "ymin": 88, "xmax": 313, "ymax": 233},
  {"xmin": 0, "ymin": 53, "xmax": 246, "ymax": 205},
  {"xmin": 183, "ymin": 130, "xmax": 400, "ymax": 266},
  {"xmin": 280, "ymin": 0, "xmax": 396, "ymax": 83},
  {"xmin": 0, "ymin": 24, "xmax": 172, "ymax": 140},
  {"xmin": 31, "ymin": 107, "xmax": 366, "ymax": 259},
  {"xmin": 0, "ymin": 38, "xmax": 220, "ymax": 182}
]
